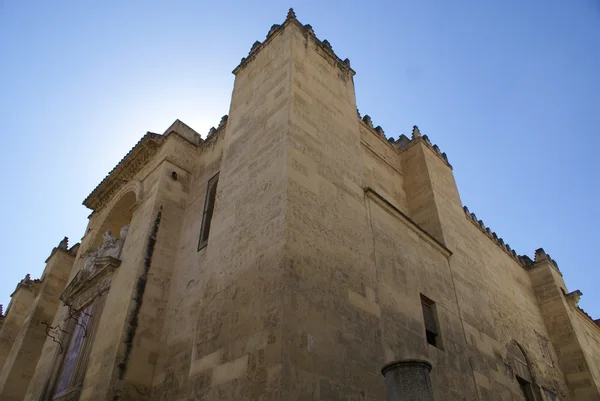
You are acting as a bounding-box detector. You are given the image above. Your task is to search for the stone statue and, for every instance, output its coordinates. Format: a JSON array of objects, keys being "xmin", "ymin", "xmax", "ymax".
[{"xmin": 83, "ymin": 224, "xmax": 130, "ymax": 273}]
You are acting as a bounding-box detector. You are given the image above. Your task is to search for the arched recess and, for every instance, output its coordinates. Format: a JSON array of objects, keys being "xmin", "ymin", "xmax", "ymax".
[
  {"xmin": 89, "ymin": 180, "xmax": 143, "ymax": 249},
  {"xmin": 507, "ymin": 341, "xmax": 537, "ymax": 401}
]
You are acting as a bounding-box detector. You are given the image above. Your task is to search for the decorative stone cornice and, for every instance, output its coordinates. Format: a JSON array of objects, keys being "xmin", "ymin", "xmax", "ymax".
[
  {"xmin": 83, "ymin": 133, "xmax": 165, "ymax": 211},
  {"xmin": 233, "ymin": 8, "xmax": 355, "ymax": 78},
  {"xmin": 61, "ymin": 256, "xmax": 121, "ymax": 310}
]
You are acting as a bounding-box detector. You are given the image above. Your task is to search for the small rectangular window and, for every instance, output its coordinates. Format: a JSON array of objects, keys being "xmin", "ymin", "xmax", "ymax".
[
  {"xmin": 421, "ymin": 294, "xmax": 442, "ymax": 349},
  {"xmin": 198, "ymin": 173, "xmax": 219, "ymax": 250}
]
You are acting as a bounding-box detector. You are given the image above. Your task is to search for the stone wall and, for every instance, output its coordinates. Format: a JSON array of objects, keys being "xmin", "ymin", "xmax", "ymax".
[{"xmin": 12, "ymin": 10, "xmax": 600, "ymax": 401}]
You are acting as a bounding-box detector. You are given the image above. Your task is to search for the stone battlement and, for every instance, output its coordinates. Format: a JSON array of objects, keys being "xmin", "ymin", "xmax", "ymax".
[
  {"xmin": 463, "ymin": 205, "xmax": 536, "ymax": 268},
  {"xmin": 233, "ymin": 8, "xmax": 354, "ymax": 77},
  {"xmin": 358, "ymin": 108, "xmax": 452, "ymax": 169}
]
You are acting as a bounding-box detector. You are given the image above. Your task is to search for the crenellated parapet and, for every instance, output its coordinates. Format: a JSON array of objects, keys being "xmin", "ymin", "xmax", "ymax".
[
  {"xmin": 359, "ymin": 112, "xmax": 388, "ymax": 140},
  {"xmin": 45, "ymin": 236, "xmax": 80, "ymax": 263},
  {"xmin": 200, "ymin": 114, "xmax": 228, "ymax": 152},
  {"xmin": 462, "ymin": 205, "xmax": 534, "ymax": 268},
  {"xmin": 359, "ymin": 115, "xmax": 452, "ymax": 168},
  {"xmin": 11, "ymin": 273, "xmax": 42, "ymax": 297},
  {"xmin": 233, "ymin": 9, "xmax": 355, "ymax": 77},
  {"xmin": 534, "ymin": 248, "xmax": 560, "ymax": 271}
]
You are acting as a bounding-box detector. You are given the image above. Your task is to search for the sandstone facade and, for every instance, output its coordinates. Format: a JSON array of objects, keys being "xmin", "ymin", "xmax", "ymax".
[{"xmin": 1, "ymin": 9, "xmax": 599, "ymax": 401}]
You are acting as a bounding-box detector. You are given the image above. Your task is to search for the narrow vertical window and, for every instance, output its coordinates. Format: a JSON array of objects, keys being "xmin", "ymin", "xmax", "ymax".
[
  {"xmin": 421, "ymin": 295, "xmax": 441, "ymax": 349},
  {"xmin": 51, "ymin": 295, "xmax": 105, "ymax": 399},
  {"xmin": 198, "ymin": 173, "xmax": 219, "ymax": 250},
  {"xmin": 53, "ymin": 305, "xmax": 93, "ymax": 396},
  {"xmin": 537, "ymin": 334, "xmax": 553, "ymax": 367}
]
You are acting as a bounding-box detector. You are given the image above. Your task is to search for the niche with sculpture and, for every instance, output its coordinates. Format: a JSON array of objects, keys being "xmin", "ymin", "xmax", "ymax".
[{"xmin": 61, "ymin": 225, "xmax": 130, "ymax": 311}]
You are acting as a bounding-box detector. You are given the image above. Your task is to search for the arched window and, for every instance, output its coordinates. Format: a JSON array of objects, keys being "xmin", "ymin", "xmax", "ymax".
[
  {"xmin": 198, "ymin": 173, "xmax": 219, "ymax": 250},
  {"xmin": 508, "ymin": 342, "xmax": 535, "ymax": 401}
]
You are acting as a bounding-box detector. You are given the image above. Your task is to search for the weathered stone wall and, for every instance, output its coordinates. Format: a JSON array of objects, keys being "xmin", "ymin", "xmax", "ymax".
[
  {"xmin": 13, "ymin": 11, "xmax": 600, "ymax": 401},
  {"xmin": 360, "ymin": 122, "xmax": 409, "ymax": 213},
  {"xmin": 150, "ymin": 129, "xmax": 226, "ymax": 399},
  {"xmin": 0, "ymin": 248, "xmax": 75, "ymax": 401},
  {"xmin": 0, "ymin": 281, "xmax": 38, "ymax": 373},
  {"xmin": 574, "ymin": 312, "xmax": 600, "ymax": 391},
  {"xmin": 151, "ymin": 18, "xmax": 294, "ymax": 401}
]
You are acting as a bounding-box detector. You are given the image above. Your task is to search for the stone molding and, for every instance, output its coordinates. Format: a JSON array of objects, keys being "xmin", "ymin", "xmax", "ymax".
[
  {"xmin": 83, "ymin": 133, "xmax": 164, "ymax": 211},
  {"xmin": 232, "ymin": 8, "xmax": 355, "ymax": 78},
  {"xmin": 60, "ymin": 257, "xmax": 120, "ymax": 311},
  {"xmin": 365, "ymin": 187, "xmax": 452, "ymax": 258}
]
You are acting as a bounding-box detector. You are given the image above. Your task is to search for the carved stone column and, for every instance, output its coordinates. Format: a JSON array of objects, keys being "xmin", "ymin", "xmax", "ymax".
[{"xmin": 381, "ymin": 359, "xmax": 435, "ymax": 401}]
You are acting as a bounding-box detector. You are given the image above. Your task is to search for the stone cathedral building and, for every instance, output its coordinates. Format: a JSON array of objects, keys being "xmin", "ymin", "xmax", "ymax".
[{"xmin": 1, "ymin": 9, "xmax": 599, "ymax": 401}]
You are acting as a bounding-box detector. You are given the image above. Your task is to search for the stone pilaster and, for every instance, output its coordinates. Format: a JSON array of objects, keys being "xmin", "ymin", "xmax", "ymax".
[
  {"xmin": 0, "ymin": 243, "xmax": 76, "ymax": 401},
  {"xmin": 528, "ymin": 248, "xmax": 600, "ymax": 400}
]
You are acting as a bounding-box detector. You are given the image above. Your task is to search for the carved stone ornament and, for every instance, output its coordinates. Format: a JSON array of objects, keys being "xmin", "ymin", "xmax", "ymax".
[
  {"xmin": 84, "ymin": 225, "xmax": 129, "ymax": 274},
  {"xmin": 61, "ymin": 256, "xmax": 121, "ymax": 311},
  {"xmin": 62, "ymin": 225, "xmax": 129, "ymax": 309}
]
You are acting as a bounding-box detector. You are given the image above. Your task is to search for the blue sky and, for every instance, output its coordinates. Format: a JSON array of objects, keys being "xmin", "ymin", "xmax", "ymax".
[{"xmin": 1, "ymin": 1, "xmax": 598, "ymax": 318}]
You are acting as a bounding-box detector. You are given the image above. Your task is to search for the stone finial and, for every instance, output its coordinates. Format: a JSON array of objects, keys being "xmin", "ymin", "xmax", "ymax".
[
  {"xmin": 363, "ymin": 115, "xmax": 373, "ymax": 129},
  {"xmin": 375, "ymin": 126, "xmax": 385, "ymax": 137},
  {"xmin": 304, "ymin": 24, "xmax": 314, "ymax": 35},
  {"xmin": 24, "ymin": 274, "xmax": 31, "ymax": 282},
  {"xmin": 250, "ymin": 41, "xmax": 261, "ymax": 53},
  {"xmin": 463, "ymin": 206, "xmax": 470, "ymax": 214},
  {"xmin": 219, "ymin": 115, "xmax": 228, "ymax": 128},
  {"xmin": 411, "ymin": 125, "xmax": 421, "ymax": 139},
  {"xmin": 442, "ymin": 152, "xmax": 448, "ymax": 162},
  {"xmin": 432, "ymin": 144, "xmax": 441, "ymax": 154},
  {"xmin": 0, "ymin": 304, "xmax": 3, "ymax": 316},
  {"xmin": 534, "ymin": 248, "xmax": 549, "ymax": 263},
  {"xmin": 322, "ymin": 39, "xmax": 333, "ymax": 52},
  {"xmin": 286, "ymin": 8, "xmax": 296, "ymax": 20},
  {"xmin": 343, "ymin": 58, "xmax": 351, "ymax": 68},
  {"xmin": 58, "ymin": 237, "xmax": 69, "ymax": 250}
]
